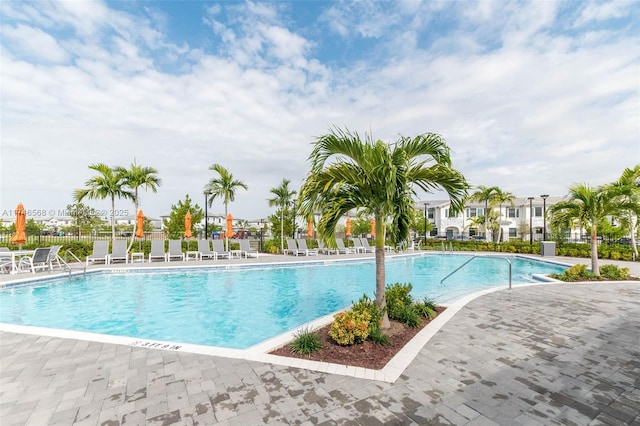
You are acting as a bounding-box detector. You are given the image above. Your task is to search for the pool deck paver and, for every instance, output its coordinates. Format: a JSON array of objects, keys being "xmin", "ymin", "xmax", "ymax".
[{"xmin": 1, "ymin": 253, "xmax": 639, "ymax": 425}]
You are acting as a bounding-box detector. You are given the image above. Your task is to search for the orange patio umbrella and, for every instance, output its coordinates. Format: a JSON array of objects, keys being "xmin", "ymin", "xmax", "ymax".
[
  {"xmin": 135, "ymin": 210, "xmax": 145, "ymax": 238},
  {"xmin": 307, "ymin": 218, "xmax": 313, "ymax": 238},
  {"xmin": 226, "ymin": 213, "xmax": 233, "ymax": 236},
  {"xmin": 11, "ymin": 203, "xmax": 26, "ymax": 247},
  {"xmin": 184, "ymin": 211, "xmax": 193, "ymax": 239},
  {"xmin": 345, "ymin": 217, "xmax": 351, "ymax": 237},
  {"xmin": 370, "ymin": 218, "xmax": 376, "ymax": 237}
]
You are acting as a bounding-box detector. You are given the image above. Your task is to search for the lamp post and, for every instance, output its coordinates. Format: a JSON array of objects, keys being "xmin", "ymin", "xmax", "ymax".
[
  {"xmin": 423, "ymin": 202, "xmax": 429, "ymax": 243},
  {"xmin": 259, "ymin": 218, "xmax": 263, "ymax": 252},
  {"xmin": 541, "ymin": 194, "xmax": 549, "ymax": 241},
  {"xmin": 527, "ymin": 197, "xmax": 534, "ymax": 245},
  {"xmin": 204, "ymin": 191, "xmax": 211, "ymax": 239}
]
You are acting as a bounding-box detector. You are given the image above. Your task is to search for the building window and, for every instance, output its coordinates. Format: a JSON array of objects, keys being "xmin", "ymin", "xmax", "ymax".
[
  {"xmin": 467, "ymin": 208, "xmax": 478, "ymax": 217},
  {"xmin": 507, "ymin": 208, "xmax": 519, "ymax": 218},
  {"xmin": 534, "ymin": 207, "xmax": 543, "ymax": 217},
  {"xmin": 509, "ymin": 228, "xmax": 517, "ymax": 237},
  {"xmin": 428, "ymin": 208, "xmax": 434, "ymax": 220}
]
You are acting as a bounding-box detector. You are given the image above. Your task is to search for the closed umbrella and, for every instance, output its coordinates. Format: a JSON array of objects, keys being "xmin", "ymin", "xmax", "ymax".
[
  {"xmin": 11, "ymin": 203, "xmax": 26, "ymax": 248},
  {"xmin": 226, "ymin": 213, "xmax": 233, "ymax": 251},
  {"xmin": 345, "ymin": 217, "xmax": 351, "ymax": 238},
  {"xmin": 370, "ymin": 218, "xmax": 375, "ymax": 237},
  {"xmin": 135, "ymin": 210, "xmax": 145, "ymax": 238},
  {"xmin": 184, "ymin": 211, "xmax": 193, "ymax": 239},
  {"xmin": 307, "ymin": 219, "xmax": 313, "ymax": 238}
]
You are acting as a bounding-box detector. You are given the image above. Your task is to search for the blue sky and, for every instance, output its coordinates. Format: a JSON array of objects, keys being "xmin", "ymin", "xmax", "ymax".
[{"xmin": 1, "ymin": 0, "xmax": 639, "ymax": 222}]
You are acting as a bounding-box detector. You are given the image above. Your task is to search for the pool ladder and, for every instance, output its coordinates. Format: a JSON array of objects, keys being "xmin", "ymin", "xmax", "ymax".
[
  {"xmin": 441, "ymin": 242, "xmax": 454, "ymax": 254},
  {"xmin": 60, "ymin": 250, "xmax": 87, "ymax": 277},
  {"xmin": 440, "ymin": 255, "xmax": 512, "ymax": 290}
]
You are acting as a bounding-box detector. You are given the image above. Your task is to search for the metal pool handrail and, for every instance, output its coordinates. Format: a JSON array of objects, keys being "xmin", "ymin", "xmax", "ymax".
[
  {"xmin": 440, "ymin": 255, "xmax": 512, "ymax": 289},
  {"xmin": 62, "ymin": 250, "xmax": 87, "ymax": 276}
]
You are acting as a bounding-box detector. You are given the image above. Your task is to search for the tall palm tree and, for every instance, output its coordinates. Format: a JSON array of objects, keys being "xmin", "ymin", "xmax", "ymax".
[
  {"xmin": 268, "ymin": 178, "xmax": 297, "ymax": 253},
  {"xmin": 469, "ymin": 185, "xmax": 499, "ymax": 241},
  {"xmin": 549, "ymin": 184, "xmax": 625, "ymax": 275},
  {"xmin": 492, "ymin": 188, "xmax": 515, "ymax": 242},
  {"xmin": 299, "ymin": 128, "xmax": 468, "ymax": 328},
  {"xmin": 116, "ymin": 162, "xmax": 161, "ymax": 250},
  {"xmin": 74, "ymin": 163, "xmax": 133, "ymax": 241},
  {"xmin": 607, "ymin": 164, "xmax": 640, "ymax": 257},
  {"xmin": 204, "ymin": 164, "xmax": 248, "ymax": 250}
]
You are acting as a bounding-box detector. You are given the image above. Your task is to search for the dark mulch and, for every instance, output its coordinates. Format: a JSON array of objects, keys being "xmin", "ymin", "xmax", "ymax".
[{"xmin": 270, "ymin": 307, "xmax": 445, "ymax": 370}]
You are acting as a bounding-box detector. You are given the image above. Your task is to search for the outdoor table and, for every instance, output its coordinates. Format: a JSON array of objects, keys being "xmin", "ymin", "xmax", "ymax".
[
  {"xmin": 130, "ymin": 252, "xmax": 145, "ymax": 263},
  {"xmin": 1, "ymin": 250, "xmax": 35, "ymax": 274},
  {"xmin": 185, "ymin": 251, "xmax": 201, "ymax": 261}
]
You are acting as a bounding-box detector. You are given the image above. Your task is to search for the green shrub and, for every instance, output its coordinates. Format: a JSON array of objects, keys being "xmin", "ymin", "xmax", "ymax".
[
  {"xmin": 329, "ymin": 310, "xmax": 371, "ymax": 345},
  {"xmin": 550, "ymin": 264, "xmax": 596, "ymax": 281},
  {"xmin": 369, "ymin": 327, "xmax": 390, "ymax": 345},
  {"xmin": 288, "ymin": 327, "xmax": 322, "ymax": 355},
  {"xmin": 262, "ymin": 239, "xmax": 279, "ymax": 254},
  {"xmin": 599, "ymin": 265, "xmax": 630, "ymax": 280},
  {"xmin": 396, "ymin": 304, "xmax": 421, "ymax": 328},
  {"xmin": 414, "ymin": 297, "xmax": 438, "ymax": 319},
  {"xmin": 385, "ymin": 283, "xmax": 413, "ymax": 320},
  {"xmin": 351, "ymin": 294, "xmax": 383, "ymax": 333}
]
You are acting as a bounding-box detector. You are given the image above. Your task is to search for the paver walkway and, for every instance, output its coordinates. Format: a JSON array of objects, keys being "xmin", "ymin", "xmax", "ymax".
[{"xmin": 1, "ymin": 280, "xmax": 639, "ymax": 425}]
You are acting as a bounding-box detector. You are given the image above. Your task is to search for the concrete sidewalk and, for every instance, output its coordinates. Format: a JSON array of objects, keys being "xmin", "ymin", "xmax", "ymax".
[{"xmin": 1, "ymin": 280, "xmax": 639, "ymax": 425}]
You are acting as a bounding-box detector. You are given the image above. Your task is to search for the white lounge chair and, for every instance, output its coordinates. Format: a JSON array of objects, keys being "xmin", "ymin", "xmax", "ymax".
[
  {"xmin": 212, "ymin": 239, "xmax": 231, "ymax": 259},
  {"xmin": 350, "ymin": 238, "xmax": 365, "ymax": 253},
  {"xmin": 316, "ymin": 239, "xmax": 337, "ymax": 255},
  {"xmin": 167, "ymin": 240, "xmax": 185, "ymax": 262},
  {"xmin": 285, "ymin": 239, "xmax": 306, "ymax": 256},
  {"xmin": 149, "ymin": 240, "xmax": 167, "ymax": 262},
  {"xmin": 238, "ymin": 239, "xmax": 259, "ymax": 258},
  {"xmin": 47, "ymin": 245, "xmax": 63, "ymax": 269},
  {"xmin": 359, "ymin": 238, "xmax": 375, "ymax": 253},
  {"xmin": 197, "ymin": 240, "xmax": 217, "ymax": 260},
  {"xmin": 87, "ymin": 241, "xmax": 109, "ymax": 265},
  {"xmin": 297, "ymin": 239, "xmax": 318, "ymax": 256},
  {"xmin": 335, "ymin": 238, "xmax": 355, "ymax": 254},
  {"xmin": 108, "ymin": 240, "xmax": 129, "ymax": 264},
  {"xmin": 19, "ymin": 247, "xmax": 51, "ymax": 274}
]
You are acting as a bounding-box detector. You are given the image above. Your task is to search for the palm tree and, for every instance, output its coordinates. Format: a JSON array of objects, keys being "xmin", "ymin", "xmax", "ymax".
[
  {"xmin": 299, "ymin": 128, "xmax": 468, "ymax": 328},
  {"xmin": 492, "ymin": 188, "xmax": 515, "ymax": 242},
  {"xmin": 469, "ymin": 185, "xmax": 499, "ymax": 241},
  {"xmin": 268, "ymin": 178, "xmax": 297, "ymax": 253},
  {"xmin": 116, "ymin": 162, "xmax": 161, "ymax": 250},
  {"xmin": 74, "ymin": 163, "xmax": 133, "ymax": 241},
  {"xmin": 204, "ymin": 164, "xmax": 248, "ymax": 250},
  {"xmin": 549, "ymin": 184, "xmax": 625, "ymax": 275},
  {"xmin": 608, "ymin": 164, "xmax": 640, "ymax": 258}
]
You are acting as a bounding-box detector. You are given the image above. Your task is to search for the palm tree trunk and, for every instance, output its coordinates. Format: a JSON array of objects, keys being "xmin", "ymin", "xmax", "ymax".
[
  {"xmin": 128, "ymin": 198, "xmax": 139, "ymax": 252},
  {"xmin": 591, "ymin": 224, "xmax": 599, "ymax": 275},
  {"xmin": 110, "ymin": 196, "xmax": 116, "ymax": 241},
  {"xmin": 374, "ymin": 215, "xmax": 390, "ymax": 329},
  {"xmin": 225, "ymin": 203, "xmax": 229, "ymax": 252},
  {"xmin": 629, "ymin": 214, "xmax": 638, "ymax": 258},
  {"xmin": 280, "ymin": 206, "xmax": 284, "ymax": 253}
]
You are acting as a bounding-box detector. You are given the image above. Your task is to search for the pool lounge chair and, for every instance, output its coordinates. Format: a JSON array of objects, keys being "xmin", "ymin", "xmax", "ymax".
[
  {"xmin": 285, "ymin": 239, "xmax": 307, "ymax": 256},
  {"xmin": 167, "ymin": 240, "xmax": 185, "ymax": 262},
  {"xmin": 19, "ymin": 247, "xmax": 52, "ymax": 274},
  {"xmin": 238, "ymin": 239, "xmax": 259, "ymax": 258},
  {"xmin": 47, "ymin": 245, "xmax": 63, "ymax": 269},
  {"xmin": 212, "ymin": 239, "xmax": 232, "ymax": 259},
  {"xmin": 297, "ymin": 239, "xmax": 318, "ymax": 256},
  {"xmin": 335, "ymin": 238, "xmax": 355, "ymax": 254},
  {"xmin": 197, "ymin": 240, "xmax": 217, "ymax": 260},
  {"xmin": 359, "ymin": 238, "xmax": 375, "ymax": 253},
  {"xmin": 350, "ymin": 238, "xmax": 365, "ymax": 253},
  {"xmin": 149, "ymin": 240, "xmax": 167, "ymax": 262},
  {"xmin": 108, "ymin": 240, "xmax": 129, "ymax": 264},
  {"xmin": 86, "ymin": 241, "xmax": 109, "ymax": 265},
  {"xmin": 316, "ymin": 239, "xmax": 337, "ymax": 255}
]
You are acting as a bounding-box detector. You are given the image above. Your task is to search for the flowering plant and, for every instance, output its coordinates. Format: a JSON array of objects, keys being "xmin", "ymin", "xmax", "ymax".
[{"xmin": 329, "ymin": 310, "xmax": 371, "ymax": 345}]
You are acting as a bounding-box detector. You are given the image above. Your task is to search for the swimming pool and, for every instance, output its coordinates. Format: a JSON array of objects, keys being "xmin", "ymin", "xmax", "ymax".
[{"xmin": 0, "ymin": 254, "xmax": 566, "ymax": 349}]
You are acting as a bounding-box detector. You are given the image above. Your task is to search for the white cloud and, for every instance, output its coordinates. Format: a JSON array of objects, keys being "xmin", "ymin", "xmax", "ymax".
[
  {"xmin": 1, "ymin": 0, "xmax": 638, "ymax": 221},
  {"xmin": 2, "ymin": 23, "xmax": 68, "ymax": 63}
]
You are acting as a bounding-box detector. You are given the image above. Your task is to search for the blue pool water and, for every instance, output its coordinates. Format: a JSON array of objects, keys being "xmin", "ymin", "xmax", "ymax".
[{"xmin": 0, "ymin": 255, "xmax": 566, "ymax": 349}]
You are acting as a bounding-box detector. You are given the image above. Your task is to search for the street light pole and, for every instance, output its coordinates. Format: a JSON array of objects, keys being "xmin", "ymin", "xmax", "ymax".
[
  {"xmin": 541, "ymin": 194, "xmax": 549, "ymax": 241},
  {"xmin": 527, "ymin": 197, "xmax": 534, "ymax": 245}
]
